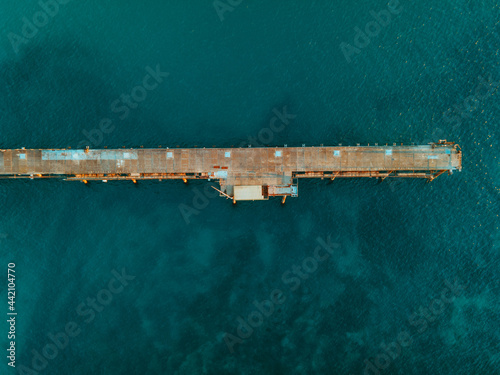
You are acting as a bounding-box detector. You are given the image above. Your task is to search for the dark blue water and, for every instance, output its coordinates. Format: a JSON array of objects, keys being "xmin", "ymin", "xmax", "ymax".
[{"xmin": 1, "ymin": 1, "xmax": 499, "ymax": 374}]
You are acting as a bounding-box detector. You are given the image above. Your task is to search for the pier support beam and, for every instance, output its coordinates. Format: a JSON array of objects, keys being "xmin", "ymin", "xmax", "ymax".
[
  {"xmin": 211, "ymin": 186, "xmax": 233, "ymax": 200},
  {"xmin": 428, "ymin": 170, "xmax": 447, "ymax": 182},
  {"xmin": 330, "ymin": 171, "xmax": 340, "ymax": 181},
  {"xmin": 381, "ymin": 171, "xmax": 393, "ymax": 181}
]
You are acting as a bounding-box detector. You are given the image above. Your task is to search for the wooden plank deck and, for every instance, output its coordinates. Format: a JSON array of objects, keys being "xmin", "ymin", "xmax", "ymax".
[
  {"xmin": 0, "ymin": 145, "xmax": 461, "ymax": 177},
  {"xmin": 0, "ymin": 143, "xmax": 462, "ymax": 199}
]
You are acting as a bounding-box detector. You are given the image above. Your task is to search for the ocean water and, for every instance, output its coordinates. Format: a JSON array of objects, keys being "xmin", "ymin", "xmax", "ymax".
[{"xmin": 0, "ymin": 1, "xmax": 499, "ymax": 374}]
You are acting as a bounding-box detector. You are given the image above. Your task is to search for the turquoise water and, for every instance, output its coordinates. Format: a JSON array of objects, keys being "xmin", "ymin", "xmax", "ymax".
[{"xmin": 0, "ymin": 1, "xmax": 499, "ymax": 374}]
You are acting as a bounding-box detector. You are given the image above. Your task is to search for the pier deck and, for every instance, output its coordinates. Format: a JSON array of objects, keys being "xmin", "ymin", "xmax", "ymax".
[{"xmin": 0, "ymin": 142, "xmax": 462, "ymax": 201}]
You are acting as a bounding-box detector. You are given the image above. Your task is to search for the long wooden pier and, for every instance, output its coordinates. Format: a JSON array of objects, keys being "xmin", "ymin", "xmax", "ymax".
[{"xmin": 0, "ymin": 141, "xmax": 461, "ymax": 201}]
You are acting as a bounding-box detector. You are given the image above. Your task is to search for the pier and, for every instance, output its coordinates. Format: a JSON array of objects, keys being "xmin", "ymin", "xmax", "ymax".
[{"xmin": 0, "ymin": 141, "xmax": 462, "ymax": 201}]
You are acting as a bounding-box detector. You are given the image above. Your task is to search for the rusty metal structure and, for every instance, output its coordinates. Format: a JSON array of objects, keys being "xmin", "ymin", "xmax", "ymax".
[{"xmin": 0, "ymin": 140, "xmax": 461, "ymax": 202}]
